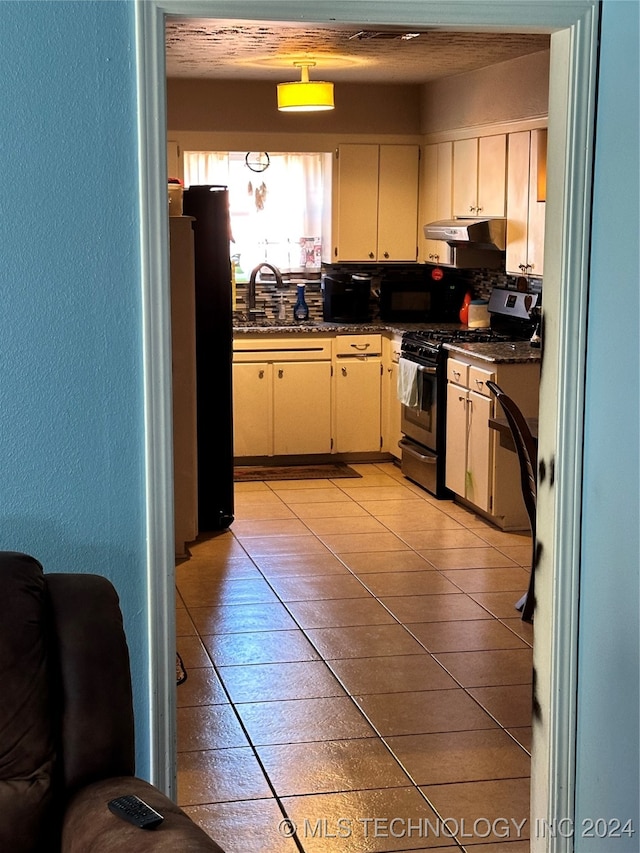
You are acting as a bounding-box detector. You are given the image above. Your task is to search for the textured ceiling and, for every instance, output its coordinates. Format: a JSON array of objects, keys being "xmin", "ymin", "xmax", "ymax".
[{"xmin": 165, "ymin": 19, "xmax": 550, "ymax": 84}]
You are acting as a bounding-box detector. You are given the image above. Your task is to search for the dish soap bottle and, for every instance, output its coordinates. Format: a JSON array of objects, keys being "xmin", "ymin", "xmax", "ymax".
[
  {"xmin": 293, "ymin": 283, "xmax": 309, "ymax": 321},
  {"xmin": 278, "ymin": 294, "xmax": 287, "ymax": 321}
]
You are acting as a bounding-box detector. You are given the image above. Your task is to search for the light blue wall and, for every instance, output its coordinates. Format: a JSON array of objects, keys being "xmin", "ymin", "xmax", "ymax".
[
  {"xmin": 575, "ymin": 0, "xmax": 640, "ymax": 847},
  {"xmin": 0, "ymin": 1, "xmax": 152, "ymax": 775}
]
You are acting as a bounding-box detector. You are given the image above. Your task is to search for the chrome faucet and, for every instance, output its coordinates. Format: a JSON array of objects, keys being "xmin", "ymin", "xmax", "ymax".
[{"xmin": 247, "ymin": 263, "xmax": 283, "ymax": 311}]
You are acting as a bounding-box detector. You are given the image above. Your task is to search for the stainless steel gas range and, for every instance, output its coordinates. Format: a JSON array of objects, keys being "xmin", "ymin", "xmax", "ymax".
[{"xmin": 398, "ymin": 287, "xmax": 540, "ymax": 498}]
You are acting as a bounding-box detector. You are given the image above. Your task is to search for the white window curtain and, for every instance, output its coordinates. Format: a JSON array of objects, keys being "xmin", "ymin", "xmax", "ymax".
[{"xmin": 183, "ymin": 151, "xmax": 326, "ymax": 275}]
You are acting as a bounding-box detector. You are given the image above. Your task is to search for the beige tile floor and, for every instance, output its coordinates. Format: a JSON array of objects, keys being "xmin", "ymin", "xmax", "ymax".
[{"xmin": 176, "ymin": 462, "xmax": 534, "ymax": 853}]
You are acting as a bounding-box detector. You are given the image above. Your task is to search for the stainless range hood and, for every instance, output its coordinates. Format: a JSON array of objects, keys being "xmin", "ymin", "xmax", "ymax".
[{"xmin": 423, "ymin": 217, "xmax": 507, "ymax": 252}]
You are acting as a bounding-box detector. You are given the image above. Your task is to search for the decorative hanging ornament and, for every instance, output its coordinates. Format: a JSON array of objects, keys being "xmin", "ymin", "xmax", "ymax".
[{"xmin": 245, "ymin": 152, "xmax": 270, "ymax": 173}]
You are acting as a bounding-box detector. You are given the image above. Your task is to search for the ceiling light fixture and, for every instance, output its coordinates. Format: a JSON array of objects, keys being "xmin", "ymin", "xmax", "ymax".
[{"xmin": 277, "ymin": 61, "xmax": 334, "ymax": 112}]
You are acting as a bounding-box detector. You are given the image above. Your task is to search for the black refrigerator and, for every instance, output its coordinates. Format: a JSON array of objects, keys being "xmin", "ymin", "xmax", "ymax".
[{"xmin": 182, "ymin": 185, "xmax": 234, "ymax": 531}]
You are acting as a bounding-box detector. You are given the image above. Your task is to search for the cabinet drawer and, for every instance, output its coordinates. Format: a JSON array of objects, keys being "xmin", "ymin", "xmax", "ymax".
[
  {"xmin": 334, "ymin": 334, "xmax": 382, "ymax": 357},
  {"xmin": 447, "ymin": 358, "xmax": 469, "ymax": 386},
  {"xmin": 233, "ymin": 336, "xmax": 332, "ymax": 362},
  {"xmin": 469, "ymin": 365, "xmax": 495, "ymax": 397}
]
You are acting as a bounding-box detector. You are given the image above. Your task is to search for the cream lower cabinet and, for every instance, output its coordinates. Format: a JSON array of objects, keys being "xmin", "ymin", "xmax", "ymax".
[
  {"xmin": 273, "ymin": 362, "xmax": 332, "ymax": 455},
  {"xmin": 333, "ymin": 334, "xmax": 383, "ymax": 453},
  {"xmin": 234, "ymin": 332, "xmax": 390, "ymax": 459},
  {"xmin": 445, "ymin": 354, "xmax": 540, "ymax": 530},
  {"xmin": 232, "ymin": 362, "xmax": 272, "ymax": 457},
  {"xmin": 233, "ymin": 337, "xmax": 332, "ymax": 458},
  {"xmin": 382, "ymin": 333, "xmax": 403, "ymax": 459},
  {"xmin": 446, "ymin": 379, "xmax": 493, "ymax": 512}
]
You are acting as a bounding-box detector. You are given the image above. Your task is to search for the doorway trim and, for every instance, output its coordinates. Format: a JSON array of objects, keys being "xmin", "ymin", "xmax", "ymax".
[{"xmin": 135, "ymin": 1, "xmax": 599, "ymax": 844}]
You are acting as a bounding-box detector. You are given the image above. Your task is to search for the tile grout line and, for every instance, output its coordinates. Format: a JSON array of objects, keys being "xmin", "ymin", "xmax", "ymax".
[{"xmin": 178, "ymin": 466, "xmax": 532, "ymax": 847}]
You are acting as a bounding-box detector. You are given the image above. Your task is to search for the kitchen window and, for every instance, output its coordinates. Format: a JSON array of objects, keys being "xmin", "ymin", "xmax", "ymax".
[{"xmin": 183, "ymin": 151, "xmax": 329, "ymax": 277}]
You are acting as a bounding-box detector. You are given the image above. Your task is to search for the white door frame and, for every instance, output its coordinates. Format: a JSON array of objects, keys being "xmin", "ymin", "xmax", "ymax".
[{"xmin": 135, "ymin": 2, "xmax": 599, "ymax": 849}]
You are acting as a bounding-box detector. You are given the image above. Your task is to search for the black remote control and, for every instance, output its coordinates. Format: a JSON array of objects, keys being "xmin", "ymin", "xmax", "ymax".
[{"xmin": 108, "ymin": 794, "xmax": 164, "ymax": 830}]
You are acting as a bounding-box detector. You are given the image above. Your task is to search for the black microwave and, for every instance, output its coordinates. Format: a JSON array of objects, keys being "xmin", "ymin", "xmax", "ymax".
[{"xmin": 379, "ymin": 273, "xmax": 466, "ymax": 322}]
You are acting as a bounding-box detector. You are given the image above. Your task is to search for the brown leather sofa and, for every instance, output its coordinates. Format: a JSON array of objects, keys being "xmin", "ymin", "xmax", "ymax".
[{"xmin": 0, "ymin": 551, "xmax": 225, "ymax": 853}]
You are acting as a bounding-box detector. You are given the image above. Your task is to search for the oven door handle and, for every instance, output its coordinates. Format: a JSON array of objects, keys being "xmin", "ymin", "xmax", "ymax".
[
  {"xmin": 398, "ymin": 439, "xmax": 436, "ymax": 462},
  {"xmin": 415, "ymin": 364, "xmax": 438, "ymax": 376}
]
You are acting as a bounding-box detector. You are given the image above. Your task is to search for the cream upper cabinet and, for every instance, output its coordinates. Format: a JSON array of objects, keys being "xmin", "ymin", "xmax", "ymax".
[
  {"xmin": 418, "ymin": 141, "xmax": 453, "ymax": 265},
  {"xmin": 506, "ymin": 129, "xmax": 547, "ymax": 276},
  {"xmin": 377, "ymin": 145, "xmax": 420, "ymax": 261},
  {"xmin": 332, "ymin": 144, "xmax": 419, "ymax": 262},
  {"xmin": 452, "ymin": 135, "xmax": 507, "ymax": 218},
  {"xmin": 167, "ymin": 139, "xmax": 181, "ymax": 182}
]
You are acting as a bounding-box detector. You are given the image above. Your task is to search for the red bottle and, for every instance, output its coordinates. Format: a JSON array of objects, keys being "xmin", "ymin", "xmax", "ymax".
[{"xmin": 459, "ymin": 291, "xmax": 472, "ymax": 325}]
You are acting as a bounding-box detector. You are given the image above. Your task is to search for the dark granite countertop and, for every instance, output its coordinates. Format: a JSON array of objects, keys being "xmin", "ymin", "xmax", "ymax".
[
  {"xmin": 232, "ymin": 320, "xmax": 541, "ymax": 364},
  {"xmin": 444, "ymin": 340, "xmax": 541, "ymax": 364},
  {"xmin": 232, "ymin": 319, "xmax": 463, "ymax": 336}
]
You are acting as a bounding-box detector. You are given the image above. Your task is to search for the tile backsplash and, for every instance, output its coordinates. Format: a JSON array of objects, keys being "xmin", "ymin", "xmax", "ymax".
[{"xmin": 233, "ymin": 263, "xmax": 542, "ymax": 323}]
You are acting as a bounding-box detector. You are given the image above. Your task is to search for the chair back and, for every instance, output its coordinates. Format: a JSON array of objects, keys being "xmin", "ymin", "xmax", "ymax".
[{"xmin": 486, "ymin": 380, "xmax": 537, "ymax": 536}]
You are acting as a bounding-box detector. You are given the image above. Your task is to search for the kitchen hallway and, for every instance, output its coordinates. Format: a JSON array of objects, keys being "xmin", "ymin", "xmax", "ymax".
[{"xmin": 176, "ymin": 462, "xmax": 533, "ymax": 853}]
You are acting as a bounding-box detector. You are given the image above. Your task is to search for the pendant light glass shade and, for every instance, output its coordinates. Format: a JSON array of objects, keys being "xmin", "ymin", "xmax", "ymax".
[{"xmin": 277, "ymin": 61, "xmax": 334, "ymax": 112}]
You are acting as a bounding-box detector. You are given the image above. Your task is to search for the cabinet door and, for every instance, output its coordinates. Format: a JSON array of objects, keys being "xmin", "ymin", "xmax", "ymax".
[
  {"xmin": 273, "ymin": 361, "xmax": 332, "ymax": 455},
  {"xmin": 334, "ymin": 144, "xmax": 379, "ymax": 261},
  {"xmin": 452, "ymin": 138, "xmax": 479, "ymax": 217},
  {"xmin": 505, "ymin": 131, "xmax": 531, "ymax": 275},
  {"xmin": 382, "ymin": 337, "xmax": 403, "ymax": 458},
  {"xmin": 445, "ymin": 383, "xmax": 468, "ymax": 496},
  {"xmin": 167, "ymin": 139, "xmax": 181, "ymax": 181},
  {"xmin": 526, "ymin": 129, "xmax": 546, "ymax": 275},
  {"xmin": 377, "ymin": 145, "xmax": 419, "ymax": 261},
  {"xmin": 335, "ymin": 360, "xmax": 381, "ymax": 452},
  {"xmin": 477, "ymin": 134, "xmax": 506, "ymax": 216},
  {"xmin": 233, "ymin": 362, "xmax": 272, "ymax": 457},
  {"xmin": 419, "ymin": 142, "xmax": 453, "ymax": 265},
  {"xmin": 467, "ymin": 391, "xmax": 493, "ymax": 512}
]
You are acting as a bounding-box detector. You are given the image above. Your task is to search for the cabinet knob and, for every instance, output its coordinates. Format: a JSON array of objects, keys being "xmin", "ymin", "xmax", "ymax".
[
  {"xmin": 258, "ymin": 369, "xmax": 264, "ymax": 379},
  {"xmin": 476, "ymin": 206, "xmax": 483, "ymax": 213},
  {"xmin": 341, "ymin": 366, "xmax": 348, "ymax": 376},
  {"xmin": 368, "ymin": 252, "xmax": 375, "ymax": 259},
  {"xmin": 278, "ymin": 368, "xmax": 284, "ymax": 379},
  {"xmin": 383, "ymin": 251, "xmax": 389, "ymax": 259},
  {"xmin": 453, "ymin": 370, "xmax": 461, "ymax": 380},
  {"xmin": 475, "ymin": 379, "xmax": 484, "ymax": 389},
  {"xmin": 469, "ymin": 205, "xmax": 476, "ymax": 213}
]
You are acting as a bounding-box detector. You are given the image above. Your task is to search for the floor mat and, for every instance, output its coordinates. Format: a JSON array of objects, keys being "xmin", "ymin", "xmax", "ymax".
[{"xmin": 234, "ymin": 462, "xmax": 362, "ymax": 482}]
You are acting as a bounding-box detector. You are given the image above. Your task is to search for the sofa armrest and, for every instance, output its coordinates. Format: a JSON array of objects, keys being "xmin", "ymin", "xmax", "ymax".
[{"xmin": 62, "ymin": 777, "xmax": 226, "ymax": 852}]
